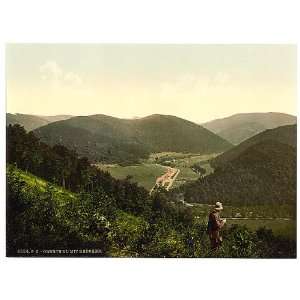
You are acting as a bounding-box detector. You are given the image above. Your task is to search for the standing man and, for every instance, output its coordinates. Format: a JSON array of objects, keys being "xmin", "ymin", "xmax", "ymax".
[{"xmin": 207, "ymin": 202, "xmax": 226, "ymax": 250}]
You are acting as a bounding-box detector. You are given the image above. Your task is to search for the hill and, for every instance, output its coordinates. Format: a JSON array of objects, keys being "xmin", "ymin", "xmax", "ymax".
[
  {"xmin": 179, "ymin": 139, "xmax": 296, "ymax": 206},
  {"xmin": 6, "ymin": 113, "xmax": 73, "ymax": 131},
  {"xmin": 6, "ymin": 124, "xmax": 296, "ymax": 258},
  {"xmin": 38, "ymin": 114, "xmax": 73, "ymax": 123},
  {"xmin": 34, "ymin": 114, "xmax": 232, "ymax": 163},
  {"xmin": 6, "ymin": 165, "xmax": 148, "ymax": 257},
  {"xmin": 202, "ymin": 112, "xmax": 296, "ymax": 144},
  {"xmin": 212, "ymin": 124, "xmax": 296, "ymax": 169},
  {"xmin": 7, "ymin": 113, "xmax": 50, "ymax": 131}
]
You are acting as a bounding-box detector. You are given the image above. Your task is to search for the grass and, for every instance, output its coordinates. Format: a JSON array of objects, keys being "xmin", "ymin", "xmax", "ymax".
[
  {"xmin": 152, "ymin": 152, "xmax": 218, "ymax": 188},
  {"xmin": 172, "ymin": 167, "xmax": 199, "ymax": 188},
  {"xmin": 96, "ymin": 163, "xmax": 167, "ymax": 190},
  {"xmin": 97, "ymin": 152, "xmax": 219, "ymax": 190},
  {"xmin": 148, "ymin": 152, "xmax": 219, "ymax": 161},
  {"xmin": 96, "ymin": 152, "xmax": 218, "ymax": 190},
  {"xmin": 191, "ymin": 203, "xmax": 296, "ymax": 240},
  {"xmin": 226, "ymin": 219, "xmax": 296, "ymax": 240},
  {"xmin": 148, "ymin": 152, "xmax": 219, "ymax": 167},
  {"xmin": 9, "ymin": 166, "xmax": 296, "ymax": 243},
  {"xmin": 11, "ymin": 167, "xmax": 76, "ymax": 201}
]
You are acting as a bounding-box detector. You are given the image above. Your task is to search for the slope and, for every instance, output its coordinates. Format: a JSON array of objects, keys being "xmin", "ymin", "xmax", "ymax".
[
  {"xmin": 202, "ymin": 112, "xmax": 296, "ymax": 144},
  {"xmin": 34, "ymin": 114, "xmax": 233, "ymax": 163},
  {"xmin": 180, "ymin": 140, "xmax": 296, "ymax": 206},
  {"xmin": 6, "ymin": 113, "xmax": 73, "ymax": 131},
  {"xmin": 212, "ymin": 124, "xmax": 296, "ymax": 169}
]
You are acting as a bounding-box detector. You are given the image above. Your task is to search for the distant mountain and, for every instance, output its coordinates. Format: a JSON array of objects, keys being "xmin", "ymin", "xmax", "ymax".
[
  {"xmin": 7, "ymin": 113, "xmax": 49, "ymax": 132},
  {"xmin": 202, "ymin": 112, "xmax": 296, "ymax": 144},
  {"xmin": 38, "ymin": 115, "xmax": 73, "ymax": 123},
  {"xmin": 212, "ymin": 124, "xmax": 296, "ymax": 169},
  {"xmin": 6, "ymin": 113, "xmax": 73, "ymax": 131},
  {"xmin": 34, "ymin": 114, "xmax": 232, "ymax": 164},
  {"xmin": 179, "ymin": 139, "xmax": 296, "ymax": 206}
]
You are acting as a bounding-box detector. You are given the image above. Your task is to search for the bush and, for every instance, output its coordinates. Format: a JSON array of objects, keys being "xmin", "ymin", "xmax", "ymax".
[{"xmin": 108, "ymin": 211, "xmax": 149, "ymax": 257}]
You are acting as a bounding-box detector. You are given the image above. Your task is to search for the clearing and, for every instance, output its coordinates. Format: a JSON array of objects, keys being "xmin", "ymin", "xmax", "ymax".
[{"xmin": 95, "ymin": 152, "xmax": 217, "ymax": 191}]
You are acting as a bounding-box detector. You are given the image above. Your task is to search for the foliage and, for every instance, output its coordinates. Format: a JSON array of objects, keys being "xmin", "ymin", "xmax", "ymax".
[
  {"xmin": 33, "ymin": 114, "xmax": 232, "ymax": 164},
  {"xmin": 6, "ymin": 124, "xmax": 152, "ymax": 217},
  {"xmin": 191, "ymin": 163, "xmax": 206, "ymax": 176},
  {"xmin": 98, "ymin": 163, "xmax": 166, "ymax": 190},
  {"xmin": 179, "ymin": 140, "xmax": 296, "ymax": 206},
  {"xmin": 108, "ymin": 211, "xmax": 149, "ymax": 257},
  {"xmin": 6, "ymin": 124, "xmax": 296, "ymax": 258},
  {"xmin": 212, "ymin": 124, "xmax": 296, "ymax": 169},
  {"xmin": 7, "ymin": 166, "xmax": 296, "ymax": 258}
]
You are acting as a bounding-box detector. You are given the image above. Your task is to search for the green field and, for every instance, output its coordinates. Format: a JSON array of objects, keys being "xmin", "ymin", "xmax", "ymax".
[
  {"xmin": 190, "ymin": 203, "xmax": 296, "ymax": 240},
  {"xmin": 93, "ymin": 153, "xmax": 296, "ymax": 240},
  {"xmin": 96, "ymin": 152, "xmax": 218, "ymax": 190},
  {"xmin": 96, "ymin": 163, "xmax": 167, "ymax": 190},
  {"xmin": 172, "ymin": 167, "xmax": 199, "ymax": 188},
  {"xmin": 148, "ymin": 152, "xmax": 217, "ymax": 188},
  {"xmin": 195, "ymin": 214, "xmax": 295, "ymax": 240},
  {"xmin": 148, "ymin": 152, "xmax": 219, "ymax": 162},
  {"xmin": 226, "ymin": 219, "xmax": 296, "ymax": 240}
]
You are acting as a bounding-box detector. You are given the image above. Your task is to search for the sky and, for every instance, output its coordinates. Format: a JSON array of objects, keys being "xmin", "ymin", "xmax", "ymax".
[{"xmin": 6, "ymin": 44, "xmax": 297, "ymax": 123}]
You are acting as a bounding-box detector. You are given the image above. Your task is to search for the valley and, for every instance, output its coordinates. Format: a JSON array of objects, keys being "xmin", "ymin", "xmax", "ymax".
[
  {"xmin": 5, "ymin": 43, "xmax": 297, "ymax": 259},
  {"xmin": 150, "ymin": 167, "xmax": 179, "ymax": 194},
  {"xmin": 92, "ymin": 134, "xmax": 297, "ymax": 242},
  {"xmin": 6, "ymin": 114, "xmax": 297, "ymax": 258},
  {"xmin": 94, "ymin": 152, "xmax": 218, "ymax": 191}
]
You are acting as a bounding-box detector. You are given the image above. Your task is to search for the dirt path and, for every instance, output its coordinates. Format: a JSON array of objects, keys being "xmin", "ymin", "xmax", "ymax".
[{"xmin": 150, "ymin": 166, "xmax": 180, "ymax": 194}]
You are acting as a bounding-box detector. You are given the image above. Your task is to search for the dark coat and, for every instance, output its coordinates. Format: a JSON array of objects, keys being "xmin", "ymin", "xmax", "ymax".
[{"xmin": 208, "ymin": 210, "xmax": 225, "ymax": 249}]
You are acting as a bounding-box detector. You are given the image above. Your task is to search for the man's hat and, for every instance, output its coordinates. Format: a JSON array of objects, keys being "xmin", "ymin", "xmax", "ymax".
[{"xmin": 215, "ymin": 202, "xmax": 223, "ymax": 211}]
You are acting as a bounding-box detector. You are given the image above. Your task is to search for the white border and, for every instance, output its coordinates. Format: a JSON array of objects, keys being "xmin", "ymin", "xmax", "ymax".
[{"xmin": 0, "ymin": 1, "xmax": 299, "ymax": 300}]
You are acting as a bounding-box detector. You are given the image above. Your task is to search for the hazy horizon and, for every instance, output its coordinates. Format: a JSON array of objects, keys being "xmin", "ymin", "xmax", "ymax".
[
  {"xmin": 6, "ymin": 44, "xmax": 297, "ymax": 123},
  {"xmin": 6, "ymin": 110, "xmax": 297, "ymax": 124}
]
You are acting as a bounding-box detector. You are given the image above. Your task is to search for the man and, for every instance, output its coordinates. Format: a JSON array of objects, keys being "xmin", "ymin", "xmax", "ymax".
[{"xmin": 207, "ymin": 202, "xmax": 226, "ymax": 250}]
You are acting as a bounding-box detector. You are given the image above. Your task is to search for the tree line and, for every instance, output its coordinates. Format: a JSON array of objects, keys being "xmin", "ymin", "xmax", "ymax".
[
  {"xmin": 6, "ymin": 124, "xmax": 296, "ymax": 258},
  {"xmin": 176, "ymin": 140, "xmax": 296, "ymax": 206}
]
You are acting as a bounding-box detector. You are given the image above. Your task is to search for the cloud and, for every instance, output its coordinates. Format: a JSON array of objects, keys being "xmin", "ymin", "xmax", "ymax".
[
  {"xmin": 64, "ymin": 72, "xmax": 82, "ymax": 85},
  {"xmin": 39, "ymin": 60, "xmax": 82, "ymax": 85},
  {"xmin": 39, "ymin": 61, "xmax": 63, "ymax": 80}
]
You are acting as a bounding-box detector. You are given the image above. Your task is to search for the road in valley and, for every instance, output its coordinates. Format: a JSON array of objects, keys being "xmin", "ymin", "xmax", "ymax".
[{"xmin": 149, "ymin": 166, "xmax": 180, "ymax": 195}]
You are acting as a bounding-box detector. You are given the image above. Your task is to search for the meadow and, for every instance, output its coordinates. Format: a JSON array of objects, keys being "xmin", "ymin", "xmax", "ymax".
[
  {"xmin": 88, "ymin": 152, "xmax": 297, "ymax": 241},
  {"xmin": 96, "ymin": 152, "xmax": 218, "ymax": 190},
  {"xmin": 95, "ymin": 162, "xmax": 167, "ymax": 190},
  {"xmin": 190, "ymin": 203, "xmax": 296, "ymax": 240},
  {"xmin": 226, "ymin": 218, "xmax": 296, "ymax": 240}
]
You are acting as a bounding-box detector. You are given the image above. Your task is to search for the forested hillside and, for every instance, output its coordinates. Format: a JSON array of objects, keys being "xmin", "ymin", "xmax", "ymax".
[
  {"xmin": 202, "ymin": 112, "xmax": 296, "ymax": 144},
  {"xmin": 6, "ymin": 124, "xmax": 296, "ymax": 258},
  {"xmin": 33, "ymin": 114, "xmax": 232, "ymax": 164},
  {"xmin": 179, "ymin": 140, "xmax": 296, "ymax": 206},
  {"xmin": 212, "ymin": 124, "xmax": 296, "ymax": 169}
]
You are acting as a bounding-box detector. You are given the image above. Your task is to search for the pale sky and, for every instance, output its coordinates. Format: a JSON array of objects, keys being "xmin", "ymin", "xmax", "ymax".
[{"xmin": 6, "ymin": 44, "xmax": 297, "ymax": 123}]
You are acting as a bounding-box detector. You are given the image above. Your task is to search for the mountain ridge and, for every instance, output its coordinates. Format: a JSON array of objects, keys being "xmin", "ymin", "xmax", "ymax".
[
  {"xmin": 202, "ymin": 112, "xmax": 296, "ymax": 144},
  {"xmin": 34, "ymin": 113, "xmax": 233, "ymax": 164},
  {"xmin": 179, "ymin": 138, "xmax": 296, "ymax": 206},
  {"xmin": 212, "ymin": 124, "xmax": 296, "ymax": 169},
  {"xmin": 6, "ymin": 113, "xmax": 73, "ymax": 131}
]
